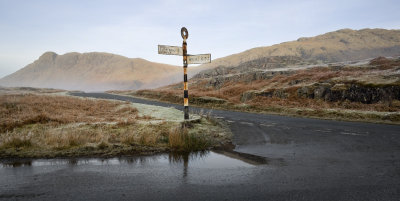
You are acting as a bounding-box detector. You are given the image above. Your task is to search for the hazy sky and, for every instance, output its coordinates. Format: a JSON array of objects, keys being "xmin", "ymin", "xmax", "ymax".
[{"xmin": 0, "ymin": 0, "xmax": 399, "ymax": 78}]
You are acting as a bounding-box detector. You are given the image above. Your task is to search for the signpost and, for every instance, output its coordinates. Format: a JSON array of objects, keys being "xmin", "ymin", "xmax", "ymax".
[{"xmin": 158, "ymin": 27, "xmax": 211, "ymax": 120}]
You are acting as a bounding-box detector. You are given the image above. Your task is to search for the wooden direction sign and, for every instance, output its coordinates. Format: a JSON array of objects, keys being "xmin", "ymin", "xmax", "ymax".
[
  {"xmin": 158, "ymin": 27, "xmax": 211, "ymax": 120},
  {"xmin": 158, "ymin": 45, "xmax": 183, "ymax": 56},
  {"xmin": 187, "ymin": 54, "xmax": 211, "ymax": 64}
]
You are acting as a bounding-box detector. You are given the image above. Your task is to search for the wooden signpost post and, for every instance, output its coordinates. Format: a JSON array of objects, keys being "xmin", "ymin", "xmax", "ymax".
[{"xmin": 158, "ymin": 27, "xmax": 211, "ymax": 120}]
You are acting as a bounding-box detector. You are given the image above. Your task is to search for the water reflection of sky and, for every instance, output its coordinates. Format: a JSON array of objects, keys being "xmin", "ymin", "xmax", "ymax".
[
  {"xmin": 0, "ymin": 151, "xmax": 262, "ymax": 189},
  {"xmin": 0, "ymin": 151, "xmax": 254, "ymax": 169}
]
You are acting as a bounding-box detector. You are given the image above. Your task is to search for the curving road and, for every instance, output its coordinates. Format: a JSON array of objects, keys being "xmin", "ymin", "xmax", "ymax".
[{"xmin": 1, "ymin": 92, "xmax": 400, "ymax": 201}]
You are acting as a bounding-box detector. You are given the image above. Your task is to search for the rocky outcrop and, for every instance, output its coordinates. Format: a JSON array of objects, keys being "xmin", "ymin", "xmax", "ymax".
[
  {"xmin": 298, "ymin": 83, "xmax": 400, "ymax": 103},
  {"xmin": 201, "ymin": 70, "xmax": 292, "ymax": 89},
  {"xmin": 241, "ymin": 82, "xmax": 400, "ymax": 104},
  {"xmin": 240, "ymin": 89, "xmax": 289, "ymax": 102},
  {"xmin": 241, "ymin": 90, "xmax": 260, "ymax": 102}
]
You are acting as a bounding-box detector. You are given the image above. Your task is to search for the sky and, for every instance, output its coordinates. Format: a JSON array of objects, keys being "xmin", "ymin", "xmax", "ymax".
[{"xmin": 0, "ymin": 0, "xmax": 399, "ymax": 78}]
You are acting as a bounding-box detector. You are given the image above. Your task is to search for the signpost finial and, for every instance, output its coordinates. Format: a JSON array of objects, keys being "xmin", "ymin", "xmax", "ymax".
[{"xmin": 181, "ymin": 27, "xmax": 189, "ymax": 40}]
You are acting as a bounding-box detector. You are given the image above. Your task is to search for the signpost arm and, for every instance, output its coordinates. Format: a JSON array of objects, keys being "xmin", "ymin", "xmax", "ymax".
[{"xmin": 181, "ymin": 27, "xmax": 189, "ymax": 120}]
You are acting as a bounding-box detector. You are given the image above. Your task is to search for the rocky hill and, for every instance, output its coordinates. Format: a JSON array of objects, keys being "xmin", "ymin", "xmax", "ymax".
[
  {"xmin": 131, "ymin": 56, "xmax": 400, "ymax": 124},
  {"xmin": 0, "ymin": 52, "xmax": 184, "ymax": 91},
  {"xmin": 199, "ymin": 28, "xmax": 400, "ymax": 71}
]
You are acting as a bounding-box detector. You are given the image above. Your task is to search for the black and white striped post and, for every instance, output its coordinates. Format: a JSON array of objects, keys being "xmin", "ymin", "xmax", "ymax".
[{"xmin": 158, "ymin": 27, "xmax": 211, "ymax": 121}]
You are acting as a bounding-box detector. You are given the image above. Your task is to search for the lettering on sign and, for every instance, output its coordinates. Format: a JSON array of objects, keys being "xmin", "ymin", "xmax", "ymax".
[
  {"xmin": 158, "ymin": 45, "xmax": 183, "ymax": 56},
  {"xmin": 187, "ymin": 54, "xmax": 211, "ymax": 64}
]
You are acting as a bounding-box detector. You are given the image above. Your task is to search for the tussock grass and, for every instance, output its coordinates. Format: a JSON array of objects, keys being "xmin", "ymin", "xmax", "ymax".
[
  {"xmin": 1, "ymin": 137, "xmax": 32, "ymax": 149},
  {"xmin": 97, "ymin": 141, "xmax": 109, "ymax": 150},
  {"xmin": 0, "ymin": 94, "xmax": 138, "ymax": 132},
  {"xmin": 168, "ymin": 127, "xmax": 211, "ymax": 152}
]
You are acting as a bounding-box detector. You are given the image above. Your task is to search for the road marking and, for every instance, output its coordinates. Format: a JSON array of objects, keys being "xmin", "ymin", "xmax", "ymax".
[
  {"xmin": 226, "ymin": 120, "xmax": 235, "ymax": 123},
  {"xmin": 340, "ymin": 132, "xmax": 368, "ymax": 136},
  {"xmin": 314, "ymin": 129, "xmax": 332, "ymax": 133},
  {"xmin": 260, "ymin": 123, "xmax": 276, "ymax": 127},
  {"xmin": 240, "ymin": 121, "xmax": 254, "ymax": 126}
]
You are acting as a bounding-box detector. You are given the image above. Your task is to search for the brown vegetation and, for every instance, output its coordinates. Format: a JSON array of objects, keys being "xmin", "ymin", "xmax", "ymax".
[
  {"xmin": 0, "ymin": 94, "xmax": 138, "ymax": 133},
  {"xmin": 122, "ymin": 57, "xmax": 400, "ymax": 124},
  {"xmin": 0, "ymin": 93, "xmax": 228, "ymax": 158}
]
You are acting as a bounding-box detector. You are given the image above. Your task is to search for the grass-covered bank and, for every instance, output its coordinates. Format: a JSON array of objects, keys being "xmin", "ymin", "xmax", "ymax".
[
  {"xmin": 0, "ymin": 89, "xmax": 231, "ymax": 159},
  {"xmin": 110, "ymin": 57, "xmax": 400, "ymax": 125},
  {"xmin": 117, "ymin": 90, "xmax": 400, "ymax": 125}
]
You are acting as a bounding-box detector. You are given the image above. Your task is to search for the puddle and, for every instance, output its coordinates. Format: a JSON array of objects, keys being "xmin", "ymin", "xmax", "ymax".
[
  {"xmin": 0, "ymin": 151, "xmax": 281, "ymax": 189},
  {"xmin": 0, "ymin": 151, "xmax": 258, "ymax": 169}
]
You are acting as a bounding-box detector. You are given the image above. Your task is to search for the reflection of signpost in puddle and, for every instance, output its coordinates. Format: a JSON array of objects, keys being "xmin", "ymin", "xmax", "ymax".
[
  {"xmin": 158, "ymin": 27, "xmax": 211, "ymax": 121},
  {"xmin": 169, "ymin": 152, "xmax": 190, "ymax": 178}
]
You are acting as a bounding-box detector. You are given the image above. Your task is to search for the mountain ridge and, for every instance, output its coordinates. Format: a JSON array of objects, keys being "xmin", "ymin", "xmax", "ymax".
[
  {"xmin": 1, "ymin": 28, "xmax": 400, "ymax": 91},
  {"xmin": 199, "ymin": 28, "xmax": 400, "ymax": 70}
]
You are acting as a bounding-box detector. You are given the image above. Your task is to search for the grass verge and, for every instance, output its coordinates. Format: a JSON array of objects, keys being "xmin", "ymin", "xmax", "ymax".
[
  {"xmin": 112, "ymin": 90, "xmax": 400, "ymax": 125},
  {"xmin": 0, "ymin": 92, "xmax": 230, "ymax": 158}
]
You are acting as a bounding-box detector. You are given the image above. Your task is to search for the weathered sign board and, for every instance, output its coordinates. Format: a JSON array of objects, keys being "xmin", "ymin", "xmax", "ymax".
[
  {"xmin": 158, "ymin": 45, "xmax": 183, "ymax": 56},
  {"xmin": 187, "ymin": 54, "xmax": 211, "ymax": 64}
]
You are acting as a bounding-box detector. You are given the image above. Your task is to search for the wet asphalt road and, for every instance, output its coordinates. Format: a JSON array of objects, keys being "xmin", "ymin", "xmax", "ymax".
[{"xmin": 1, "ymin": 92, "xmax": 400, "ymax": 201}]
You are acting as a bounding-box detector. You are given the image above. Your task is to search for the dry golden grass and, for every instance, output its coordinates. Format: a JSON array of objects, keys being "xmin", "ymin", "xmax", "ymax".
[
  {"xmin": 0, "ymin": 93, "xmax": 226, "ymax": 157},
  {"xmin": 168, "ymin": 126, "xmax": 212, "ymax": 151},
  {"xmin": 0, "ymin": 94, "xmax": 142, "ymax": 153},
  {"xmin": 168, "ymin": 127, "xmax": 188, "ymax": 149},
  {"xmin": 0, "ymin": 94, "xmax": 138, "ymax": 132}
]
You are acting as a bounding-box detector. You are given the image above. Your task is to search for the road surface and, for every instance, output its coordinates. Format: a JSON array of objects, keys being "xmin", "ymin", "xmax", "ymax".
[{"xmin": 1, "ymin": 92, "xmax": 399, "ymax": 201}]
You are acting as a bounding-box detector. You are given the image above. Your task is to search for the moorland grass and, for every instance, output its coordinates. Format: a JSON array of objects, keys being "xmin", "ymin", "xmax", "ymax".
[{"xmin": 0, "ymin": 94, "xmax": 228, "ymax": 158}]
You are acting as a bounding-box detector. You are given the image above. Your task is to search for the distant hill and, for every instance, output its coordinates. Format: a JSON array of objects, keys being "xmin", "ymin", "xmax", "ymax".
[
  {"xmin": 2, "ymin": 29, "xmax": 399, "ymax": 92},
  {"xmin": 199, "ymin": 28, "xmax": 400, "ymax": 70},
  {"xmin": 0, "ymin": 52, "xmax": 184, "ymax": 91}
]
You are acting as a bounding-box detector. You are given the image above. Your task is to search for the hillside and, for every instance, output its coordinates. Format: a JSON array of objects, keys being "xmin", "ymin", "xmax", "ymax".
[
  {"xmin": 115, "ymin": 28, "xmax": 400, "ymax": 124},
  {"xmin": 199, "ymin": 28, "xmax": 400, "ymax": 70},
  {"xmin": 127, "ymin": 56, "xmax": 400, "ymax": 124},
  {"xmin": 0, "ymin": 52, "xmax": 183, "ymax": 91}
]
